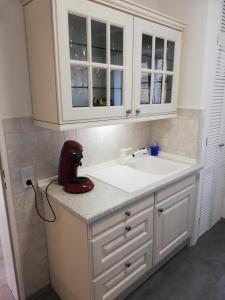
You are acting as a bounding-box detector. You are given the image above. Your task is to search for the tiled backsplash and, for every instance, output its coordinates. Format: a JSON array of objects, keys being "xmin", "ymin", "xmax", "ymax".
[
  {"xmin": 152, "ymin": 108, "xmax": 203, "ymax": 159},
  {"xmin": 2, "ymin": 108, "xmax": 202, "ymax": 296}
]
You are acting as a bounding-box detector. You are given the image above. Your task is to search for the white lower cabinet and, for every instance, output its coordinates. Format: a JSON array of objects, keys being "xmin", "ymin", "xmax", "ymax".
[
  {"xmin": 154, "ymin": 183, "xmax": 195, "ymax": 264},
  {"xmin": 44, "ymin": 176, "xmax": 196, "ymax": 300}
]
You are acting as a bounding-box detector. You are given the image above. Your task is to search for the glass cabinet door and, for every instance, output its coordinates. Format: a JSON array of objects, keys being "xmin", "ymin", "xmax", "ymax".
[
  {"xmin": 57, "ymin": 0, "xmax": 133, "ymax": 122},
  {"xmin": 133, "ymin": 17, "xmax": 181, "ymax": 116},
  {"xmin": 68, "ymin": 13, "xmax": 126, "ymax": 110},
  {"xmin": 140, "ymin": 35, "xmax": 175, "ymax": 106}
]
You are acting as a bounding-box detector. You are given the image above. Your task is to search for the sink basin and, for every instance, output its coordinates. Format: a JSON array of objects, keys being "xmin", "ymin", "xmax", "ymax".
[
  {"xmin": 88, "ymin": 155, "xmax": 190, "ymax": 193},
  {"xmin": 127, "ymin": 155, "xmax": 189, "ymax": 176}
]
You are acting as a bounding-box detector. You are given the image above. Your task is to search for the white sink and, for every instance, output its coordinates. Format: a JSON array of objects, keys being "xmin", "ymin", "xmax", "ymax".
[
  {"xmin": 88, "ymin": 165, "xmax": 162, "ymax": 193},
  {"xmin": 88, "ymin": 155, "xmax": 190, "ymax": 193},
  {"xmin": 127, "ymin": 155, "xmax": 189, "ymax": 176}
]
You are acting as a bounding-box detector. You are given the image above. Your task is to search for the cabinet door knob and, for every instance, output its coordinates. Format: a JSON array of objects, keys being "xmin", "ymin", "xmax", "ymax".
[
  {"xmin": 158, "ymin": 208, "xmax": 164, "ymax": 213},
  {"xmin": 125, "ymin": 211, "xmax": 131, "ymax": 217},
  {"xmin": 126, "ymin": 109, "xmax": 131, "ymax": 115},
  {"xmin": 125, "ymin": 262, "xmax": 131, "ymax": 268},
  {"xmin": 136, "ymin": 109, "xmax": 141, "ymax": 114},
  {"xmin": 125, "ymin": 226, "xmax": 131, "ymax": 232}
]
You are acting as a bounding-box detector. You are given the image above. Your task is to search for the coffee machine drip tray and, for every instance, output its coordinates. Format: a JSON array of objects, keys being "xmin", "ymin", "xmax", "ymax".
[{"xmin": 64, "ymin": 177, "xmax": 94, "ymax": 194}]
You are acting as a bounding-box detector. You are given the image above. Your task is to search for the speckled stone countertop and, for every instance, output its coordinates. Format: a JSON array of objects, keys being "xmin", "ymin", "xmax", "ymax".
[{"xmin": 39, "ymin": 154, "xmax": 202, "ymax": 224}]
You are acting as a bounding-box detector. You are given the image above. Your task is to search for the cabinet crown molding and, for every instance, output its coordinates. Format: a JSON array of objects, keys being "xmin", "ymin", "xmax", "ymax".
[
  {"xmin": 22, "ymin": 0, "xmax": 186, "ymax": 31},
  {"xmin": 91, "ymin": 0, "xmax": 186, "ymax": 31}
]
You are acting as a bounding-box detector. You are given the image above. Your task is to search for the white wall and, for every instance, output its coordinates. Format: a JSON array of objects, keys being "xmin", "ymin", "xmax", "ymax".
[
  {"xmin": 0, "ymin": 238, "xmax": 2, "ymax": 261},
  {"xmin": 135, "ymin": 0, "xmax": 158, "ymax": 10},
  {"xmin": 0, "ymin": 0, "xmax": 32, "ymax": 119},
  {"xmin": 157, "ymin": 0, "xmax": 209, "ymax": 109},
  {"xmin": 0, "ymin": 171, "xmax": 18, "ymax": 298}
]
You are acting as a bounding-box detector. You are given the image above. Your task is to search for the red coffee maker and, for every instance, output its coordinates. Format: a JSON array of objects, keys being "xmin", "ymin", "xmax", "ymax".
[{"xmin": 58, "ymin": 140, "xmax": 94, "ymax": 194}]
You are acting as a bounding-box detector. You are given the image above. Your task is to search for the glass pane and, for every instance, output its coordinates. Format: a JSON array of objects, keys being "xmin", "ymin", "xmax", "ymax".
[
  {"xmin": 71, "ymin": 65, "xmax": 88, "ymax": 107},
  {"xmin": 155, "ymin": 38, "xmax": 164, "ymax": 70},
  {"xmin": 91, "ymin": 20, "xmax": 106, "ymax": 63},
  {"xmin": 142, "ymin": 34, "xmax": 152, "ymax": 69},
  {"xmin": 110, "ymin": 26, "xmax": 123, "ymax": 65},
  {"xmin": 140, "ymin": 73, "xmax": 151, "ymax": 104},
  {"xmin": 93, "ymin": 68, "xmax": 107, "ymax": 107},
  {"xmin": 152, "ymin": 73, "xmax": 163, "ymax": 104},
  {"xmin": 69, "ymin": 14, "xmax": 87, "ymax": 61},
  {"xmin": 111, "ymin": 70, "xmax": 123, "ymax": 106},
  {"xmin": 166, "ymin": 41, "xmax": 175, "ymax": 71},
  {"xmin": 164, "ymin": 75, "xmax": 173, "ymax": 103}
]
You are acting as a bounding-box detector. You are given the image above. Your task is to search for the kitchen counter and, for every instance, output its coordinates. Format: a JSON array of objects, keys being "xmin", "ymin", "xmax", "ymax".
[{"xmin": 38, "ymin": 153, "xmax": 202, "ymax": 223}]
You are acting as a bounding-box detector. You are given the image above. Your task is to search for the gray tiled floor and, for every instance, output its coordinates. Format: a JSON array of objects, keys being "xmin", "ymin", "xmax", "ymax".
[{"xmin": 34, "ymin": 220, "xmax": 225, "ymax": 300}]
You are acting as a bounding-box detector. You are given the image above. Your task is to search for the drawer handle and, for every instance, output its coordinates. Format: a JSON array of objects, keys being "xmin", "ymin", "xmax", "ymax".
[
  {"xmin": 158, "ymin": 208, "xmax": 164, "ymax": 213},
  {"xmin": 125, "ymin": 211, "xmax": 131, "ymax": 217},
  {"xmin": 136, "ymin": 109, "xmax": 141, "ymax": 114},
  {"xmin": 125, "ymin": 262, "xmax": 131, "ymax": 268},
  {"xmin": 125, "ymin": 226, "xmax": 131, "ymax": 232}
]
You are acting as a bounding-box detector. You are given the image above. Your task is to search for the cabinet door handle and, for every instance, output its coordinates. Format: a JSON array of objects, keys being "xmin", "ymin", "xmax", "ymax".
[
  {"xmin": 125, "ymin": 262, "xmax": 131, "ymax": 268},
  {"xmin": 158, "ymin": 208, "xmax": 164, "ymax": 213},
  {"xmin": 126, "ymin": 109, "xmax": 131, "ymax": 115},
  {"xmin": 219, "ymin": 143, "xmax": 225, "ymax": 147},
  {"xmin": 125, "ymin": 226, "xmax": 131, "ymax": 232},
  {"xmin": 136, "ymin": 109, "xmax": 141, "ymax": 114},
  {"xmin": 125, "ymin": 211, "xmax": 131, "ymax": 217}
]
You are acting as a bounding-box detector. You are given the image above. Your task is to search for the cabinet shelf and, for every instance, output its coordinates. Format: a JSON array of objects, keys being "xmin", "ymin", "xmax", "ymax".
[
  {"xmin": 69, "ymin": 41, "xmax": 122, "ymax": 53},
  {"xmin": 72, "ymin": 86, "xmax": 122, "ymax": 89}
]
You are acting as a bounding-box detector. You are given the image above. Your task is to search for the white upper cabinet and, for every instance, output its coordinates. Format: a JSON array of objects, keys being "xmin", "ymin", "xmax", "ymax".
[
  {"xmin": 23, "ymin": 0, "xmax": 184, "ymax": 130},
  {"xmin": 133, "ymin": 17, "xmax": 182, "ymax": 117},
  {"xmin": 56, "ymin": 0, "xmax": 133, "ymax": 122}
]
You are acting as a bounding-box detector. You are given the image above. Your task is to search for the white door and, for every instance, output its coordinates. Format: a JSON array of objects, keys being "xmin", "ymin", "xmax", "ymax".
[
  {"xmin": 211, "ymin": 100, "xmax": 225, "ymax": 225},
  {"xmin": 56, "ymin": 0, "xmax": 133, "ymax": 123},
  {"xmin": 133, "ymin": 17, "xmax": 182, "ymax": 117},
  {"xmin": 199, "ymin": 6, "xmax": 225, "ymax": 236},
  {"xmin": 154, "ymin": 186, "xmax": 194, "ymax": 264}
]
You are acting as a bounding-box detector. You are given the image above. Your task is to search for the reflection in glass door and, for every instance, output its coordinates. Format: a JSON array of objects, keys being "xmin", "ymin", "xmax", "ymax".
[
  {"xmin": 69, "ymin": 15, "xmax": 87, "ymax": 61},
  {"xmin": 91, "ymin": 20, "xmax": 106, "ymax": 63},
  {"xmin": 71, "ymin": 65, "xmax": 89, "ymax": 107},
  {"xmin": 93, "ymin": 68, "xmax": 107, "ymax": 107}
]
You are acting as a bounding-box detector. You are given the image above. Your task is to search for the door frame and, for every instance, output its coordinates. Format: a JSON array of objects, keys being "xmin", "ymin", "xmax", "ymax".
[{"xmin": 0, "ymin": 121, "xmax": 25, "ymax": 300}]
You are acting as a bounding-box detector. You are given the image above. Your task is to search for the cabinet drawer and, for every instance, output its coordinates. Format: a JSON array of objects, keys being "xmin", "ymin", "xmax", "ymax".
[
  {"xmin": 91, "ymin": 195, "xmax": 154, "ymax": 237},
  {"xmin": 91, "ymin": 206, "xmax": 153, "ymax": 276},
  {"xmin": 93, "ymin": 240, "xmax": 152, "ymax": 300},
  {"xmin": 156, "ymin": 176, "xmax": 195, "ymax": 203}
]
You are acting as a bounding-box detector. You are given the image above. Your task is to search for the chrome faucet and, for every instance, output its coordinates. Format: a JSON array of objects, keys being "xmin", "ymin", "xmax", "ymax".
[
  {"xmin": 119, "ymin": 147, "xmax": 148, "ymax": 165},
  {"xmin": 132, "ymin": 148, "xmax": 148, "ymax": 157}
]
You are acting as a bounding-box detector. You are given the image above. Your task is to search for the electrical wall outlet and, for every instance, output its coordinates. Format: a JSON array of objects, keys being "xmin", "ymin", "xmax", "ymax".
[{"xmin": 21, "ymin": 166, "xmax": 35, "ymax": 189}]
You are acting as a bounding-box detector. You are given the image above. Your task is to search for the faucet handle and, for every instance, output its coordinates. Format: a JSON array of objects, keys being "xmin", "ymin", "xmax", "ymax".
[
  {"xmin": 120, "ymin": 147, "xmax": 132, "ymax": 155},
  {"xmin": 119, "ymin": 147, "xmax": 132, "ymax": 165}
]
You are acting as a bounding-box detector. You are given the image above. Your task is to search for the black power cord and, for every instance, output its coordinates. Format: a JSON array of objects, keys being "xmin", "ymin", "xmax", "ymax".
[{"xmin": 26, "ymin": 179, "xmax": 57, "ymax": 223}]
